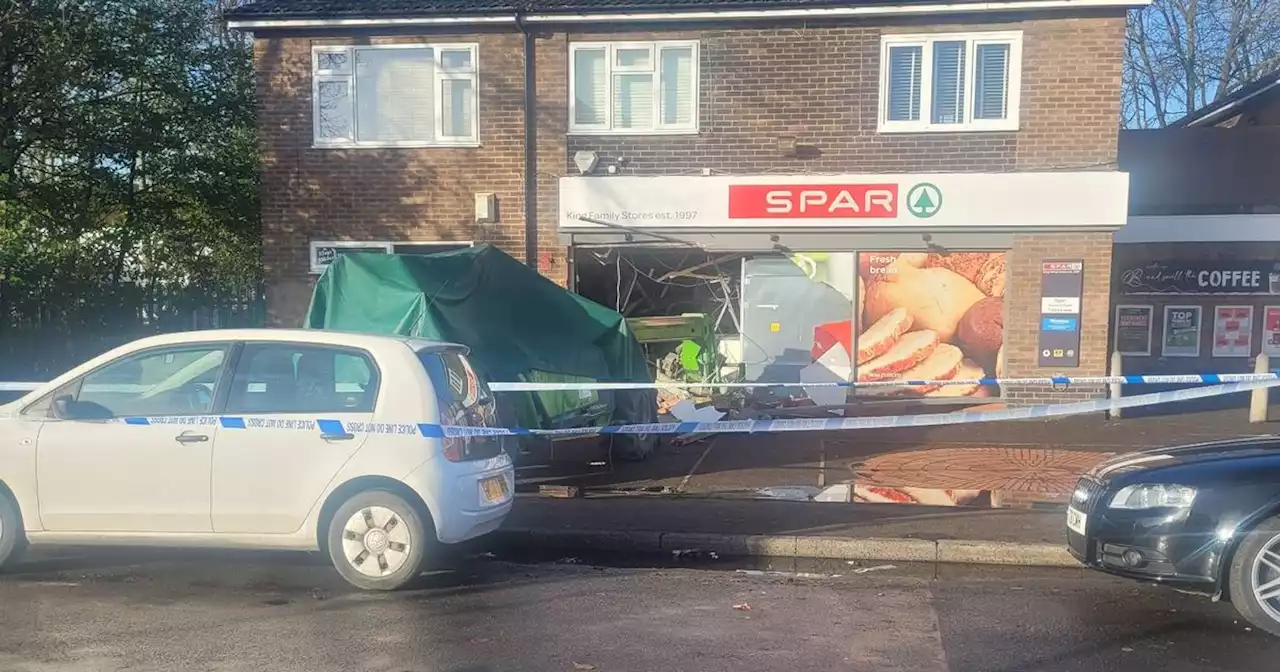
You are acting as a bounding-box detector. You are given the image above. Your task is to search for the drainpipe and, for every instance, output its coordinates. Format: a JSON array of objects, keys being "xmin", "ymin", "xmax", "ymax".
[{"xmin": 518, "ymin": 10, "xmax": 538, "ymax": 269}]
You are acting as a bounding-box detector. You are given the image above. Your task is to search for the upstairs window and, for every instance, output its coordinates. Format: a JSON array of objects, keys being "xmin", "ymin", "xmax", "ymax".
[
  {"xmin": 570, "ymin": 41, "xmax": 699, "ymax": 134},
  {"xmin": 312, "ymin": 44, "xmax": 479, "ymax": 148},
  {"xmin": 879, "ymin": 32, "xmax": 1022, "ymax": 133}
]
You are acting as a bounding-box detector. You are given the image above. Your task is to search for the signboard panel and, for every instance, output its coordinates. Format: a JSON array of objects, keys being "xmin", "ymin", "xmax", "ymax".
[
  {"xmin": 1264, "ymin": 307, "xmax": 1280, "ymax": 358},
  {"xmin": 560, "ymin": 172, "xmax": 1130, "ymax": 230},
  {"xmin": 1212, "ymin": 305, "xmax": 1254, "ymax": 358},
  {"xmin": 1118, "ymin": 260, "xmax": 1280, "ymax": 295},
  {"xmin": 1162, "ymin": 305, "xmax": 1203, "ymax": 357},
  {"xmin": 1114, "ymin": 305, "xmax": 1153, "ymax": 356},
  {"xmin": 1037, "ymin": 260, "xmax": 1084, "ymax": 367}
]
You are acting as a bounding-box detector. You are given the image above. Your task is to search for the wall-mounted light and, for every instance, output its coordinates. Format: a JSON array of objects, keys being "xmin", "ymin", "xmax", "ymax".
[{"xmin": 574, "ymin": 150, "xmax": 599, "ymax": 175}]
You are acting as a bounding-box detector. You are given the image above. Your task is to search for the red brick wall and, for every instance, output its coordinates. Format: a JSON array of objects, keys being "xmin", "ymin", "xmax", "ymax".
[
  {"xmin": 254, "ymin": 34, "xmax": 530, "ymax": 326},
  {"xmin": 1004, "ymin": 232, "xmax": 1115, "ymax": 403}
]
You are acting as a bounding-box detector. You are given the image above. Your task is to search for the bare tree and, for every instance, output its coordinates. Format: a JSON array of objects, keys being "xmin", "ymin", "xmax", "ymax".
[{"xmin": 1125, "ymin": 0, "xmax": 1280, "ymax": 128}]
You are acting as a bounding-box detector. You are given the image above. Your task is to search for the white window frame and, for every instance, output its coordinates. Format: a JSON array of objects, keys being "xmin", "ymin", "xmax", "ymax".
[
  {"xmin": 568, "ymin": 40, "xmax": 700, "ymax": 136},
  {"xmin": 309, "ymin": 240, "xmax": 476, "ymax": 274},
  {"xmin": 309, "ymin": 241, "xmax": 394, "ymax": 274},
  {"xmin": 878, "ymin": 31, "xmax": 1022, "ymax": 134},
  {"xmin": 311, "ymin": 43, "xmax": 480, "ymax": 149}
]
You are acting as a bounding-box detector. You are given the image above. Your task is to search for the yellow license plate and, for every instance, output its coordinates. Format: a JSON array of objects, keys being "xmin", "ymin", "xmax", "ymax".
[{"xmin": 481, "ymin": 475, "xmax": 509, "ymax": 503}]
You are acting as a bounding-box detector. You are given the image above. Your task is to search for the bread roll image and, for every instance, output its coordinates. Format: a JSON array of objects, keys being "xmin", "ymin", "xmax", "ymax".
[
  {"xmin": 973, "ymin": 255, "xmax": 1006, "ymax": 297},
  {"xmin": 925, "ymin": 252, "xmax": 989, "ymax": 280},
  {"xmin": 926, "ymin": 358, "xmax": 986, "ymax": 397},
  {"xmin": 995, "ymin": 344, "xmax": 1005, "ymax": 378},
  {"xmin": 862, "ymin": 266, "xmax": 986, "ymax": 343},
  {"xmin": 859, "ymin": 252, "xmax": 928, "ymax": 282},
  {"xmin": 856, "ymin": 307, "xmax": 913, "ymax": 365},
  {"xmin": 893, "ymin": 343, "xmax": 964, "ymax": 394},
  {"xmin": 956, "ymin": 297, "xmax": 1004, "ymax": 367},
  {"xmin": 857, "ymin": 329, "xmax": 940, "ymax": 381}
]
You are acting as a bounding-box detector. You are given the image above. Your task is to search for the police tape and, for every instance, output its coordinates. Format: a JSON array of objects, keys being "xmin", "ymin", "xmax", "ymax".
[
  {"xmin": 485, "ymin": 372, "xmax": 1280, "ymax": 392},
  {"xmin": 113, "ymin": 378, "xmax": 1280, "ymax": 439},
  {"xmin": 5, "ymin": 372, "xmax": 1280, "ymax": 395}
]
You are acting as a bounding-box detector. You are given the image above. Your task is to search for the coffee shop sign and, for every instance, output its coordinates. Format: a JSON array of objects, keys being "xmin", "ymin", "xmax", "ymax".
[{"xmin": 1120, "ymin": 261, "xmax": 1280, "ymax": 295}]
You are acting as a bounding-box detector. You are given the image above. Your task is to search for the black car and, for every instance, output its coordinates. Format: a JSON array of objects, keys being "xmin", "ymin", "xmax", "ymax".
[{"xmin": 1068, "ymin": 436, "xmax": 1280, "ymax": 635}]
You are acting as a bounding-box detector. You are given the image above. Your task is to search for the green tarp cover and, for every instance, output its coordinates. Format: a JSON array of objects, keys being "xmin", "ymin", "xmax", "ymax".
[{"xmin": 303, "ymin": 245, "xmax": 656, "ymax": 433}]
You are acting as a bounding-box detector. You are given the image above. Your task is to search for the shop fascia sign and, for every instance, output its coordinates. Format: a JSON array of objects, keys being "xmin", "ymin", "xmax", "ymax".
[{"xmin": 558, "ymin": 172, "xmax": 1127, "ymax": 230}]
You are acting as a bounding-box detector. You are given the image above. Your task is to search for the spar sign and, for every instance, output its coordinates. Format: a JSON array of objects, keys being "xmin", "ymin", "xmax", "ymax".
[
  {"xmin": 558, "ymin": 172, "xmax": 1129, "ymax": 230},
  {"xmin": 727, "ymin": 184, "xmax": 898, "ymax": 218}
]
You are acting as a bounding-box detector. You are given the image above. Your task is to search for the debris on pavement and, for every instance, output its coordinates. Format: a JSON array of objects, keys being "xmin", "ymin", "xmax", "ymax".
[
  {"xmin": 671, "ymin": 549, "xmax": 719, "ymax": 560},
  {"xmin": 848, "ymin": 564, "xmax": 898, "ymax": 574},
  {"xmin": 737, "ymin": 570, "xmax": 841, "ymax": 580},
  {"xmin": 572, "ymin": 662, "xmax": 597, "ymax": 671},
  {"xmin": 539, "ymin": 485, "xmax": 582, "ymax": 499},
  {"xmin": 732, "ymin": 603, "xmax": 752, "ymax": 611}
]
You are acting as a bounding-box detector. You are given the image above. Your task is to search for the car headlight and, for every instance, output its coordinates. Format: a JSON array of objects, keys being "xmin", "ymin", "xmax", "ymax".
[{"xmin": 1108, "ymin": 484, "xmax": 1197, "ymax": 510}]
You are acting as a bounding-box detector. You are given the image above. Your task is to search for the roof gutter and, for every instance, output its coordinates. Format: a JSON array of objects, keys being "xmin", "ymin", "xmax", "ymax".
[
  {"xmin": 226, "ymin": 15, "xmax": 518, "ymax": 29},
  {"xmin": 1182, "ymin": 77, "xmax": 1280, "ymax": 128},
  {"xmin": 227, "ymin": 0, "xmax": 1152, "ymax": 30}
]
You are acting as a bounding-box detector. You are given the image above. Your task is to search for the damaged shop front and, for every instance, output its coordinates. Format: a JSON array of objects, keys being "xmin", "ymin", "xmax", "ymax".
[{"xmin": 561, "ymin": 172, "xmax": 1128, "ymax": 407}]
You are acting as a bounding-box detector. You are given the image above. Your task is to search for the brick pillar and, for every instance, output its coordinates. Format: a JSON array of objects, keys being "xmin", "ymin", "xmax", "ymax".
[{"xmin": 1002, "ymin": 232, "xmax": 1114, "ymax": 405}]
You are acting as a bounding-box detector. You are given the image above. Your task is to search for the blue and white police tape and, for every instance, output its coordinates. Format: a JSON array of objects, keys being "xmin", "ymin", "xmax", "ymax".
[
  {"xmin": 6, "ymin": 372, "xmax": 1280, "ymax": 395},
  {"xmin": 485, "ymin": 371, "xmax": 1280, "ymax": 392},
  {"xmin": 116, "ymin": 377, "xmax": 1280, "ymax": 439}
]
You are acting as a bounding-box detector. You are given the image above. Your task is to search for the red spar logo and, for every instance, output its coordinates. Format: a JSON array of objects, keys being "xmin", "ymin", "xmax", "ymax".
[{"xmin": 727, "ymin": 184, "xmax": 899, "ymax": 219}]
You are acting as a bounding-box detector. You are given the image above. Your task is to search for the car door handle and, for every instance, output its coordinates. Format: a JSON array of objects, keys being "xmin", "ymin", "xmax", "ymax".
[
  {"xmin": 322, "ymin": 432, "xmax": 356, "ymax": 441},
  {"xmin": 175, "ymin": 433, "xmax": 209, "ymax": 444}
]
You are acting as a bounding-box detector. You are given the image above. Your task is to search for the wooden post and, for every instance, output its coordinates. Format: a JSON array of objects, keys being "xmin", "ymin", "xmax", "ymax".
[
  {"xmin": 1251, "ymin": 353, "xmax": 1270, "ymax": 424},
  {"xmin": 1108, "ymin": 351, "xmax": 1123, "ymax": 420}
]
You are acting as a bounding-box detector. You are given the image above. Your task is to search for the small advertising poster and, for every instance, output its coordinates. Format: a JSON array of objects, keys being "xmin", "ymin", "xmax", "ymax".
[
  {"xmin": 1212, "ymin": 305, "xmax": 1254, "ymax": 358},
  {"xmin": 1264, "ymin": 307, "xmax": 1280, "ymax": 358},
  {"xmin": 1114, "ymin": 305, "xmax": 1153, "ymax": 356},
  {"xmin": 1037, "ymin": 260, "xmax": 1084, "ymax": 367},
  {"xmin": 1162, "ymin": 305, "xmax": 1202, "ymax": 357}
]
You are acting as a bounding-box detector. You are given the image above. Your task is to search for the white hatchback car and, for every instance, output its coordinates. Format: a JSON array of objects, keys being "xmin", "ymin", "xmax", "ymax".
[{"xmin": 0, "ymin": 329, "xmax": 514, "ymax": 590}]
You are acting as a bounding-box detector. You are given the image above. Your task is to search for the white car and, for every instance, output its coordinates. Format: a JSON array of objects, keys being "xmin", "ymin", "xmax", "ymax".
[{"xmin": 0, "ymin": 329, "xmax": 514, "ymax": 590}]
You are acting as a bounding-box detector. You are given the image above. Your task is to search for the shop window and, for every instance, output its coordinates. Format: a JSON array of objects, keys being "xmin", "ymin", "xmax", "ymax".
[
  {"xmin": 879, "ymin": 32, "xmax": 1022, "ymax": 133},
  {"xmin": 569, "ymin": 41, "xmax": 699, "ymax": 135},
  {"xmin": 311, "ymin": 44, "xmax": 479, "ymax": 148}
]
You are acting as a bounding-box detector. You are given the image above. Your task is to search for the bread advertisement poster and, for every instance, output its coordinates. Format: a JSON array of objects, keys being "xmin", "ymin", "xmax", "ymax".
[
  {"xmin": 854, "ymin": 252, "xmax": 1005, "ymax": 398},
  {"xmin": 796, "ymin": 251, "xmax": 1006, "ymax": 401}
]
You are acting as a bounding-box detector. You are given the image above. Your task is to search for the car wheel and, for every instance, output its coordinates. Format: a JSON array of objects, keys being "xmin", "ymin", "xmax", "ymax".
[
  {"xmin": 1228, "ymin": 515, "xmax": 1280, "ymax": 637},
  {"xmin": 326, "ymin": 490, "xmax": 430, "ymax": 591},
  {"xmin": 0, "ymin": 492, "xmax": 28, "ymax": 570}
]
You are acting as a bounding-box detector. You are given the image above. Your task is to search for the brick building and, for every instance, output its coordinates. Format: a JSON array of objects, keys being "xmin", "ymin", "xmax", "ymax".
[{"xmin": 227, "ymin": 0, "xmax": 1147, "ymax": 405}]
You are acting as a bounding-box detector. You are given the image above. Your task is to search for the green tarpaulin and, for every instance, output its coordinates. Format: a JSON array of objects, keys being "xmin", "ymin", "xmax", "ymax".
[{"xmin": 303, "ymin": 245, "xmax": 657, "ymax": 458}]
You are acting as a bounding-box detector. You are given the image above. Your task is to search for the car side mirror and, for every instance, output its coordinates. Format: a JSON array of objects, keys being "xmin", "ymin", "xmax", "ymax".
[
  {"xmin": 52, "ymin": 395, "xmax": 112, "ymax": 421},
  {"xmin": 52, "ymin": 395, "xmax": 74, "ymax": 419}
]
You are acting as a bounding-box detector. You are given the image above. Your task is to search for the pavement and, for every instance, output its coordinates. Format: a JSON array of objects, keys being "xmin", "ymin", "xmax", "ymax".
[
  {"xmin": 502, "ymin": 406, "xmax": 1280, "ymax": 567},
  {"xmin": 497, "ymin": 495, "xmax": 1075, "ymax": 567},
  {"xmin": 1, "ymin": 549, "xmax": 1277, "ymax": 671}
]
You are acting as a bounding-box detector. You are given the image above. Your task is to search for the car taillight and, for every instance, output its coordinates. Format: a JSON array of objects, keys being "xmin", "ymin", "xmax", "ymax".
[
  {"xmin": 443, "ymin": 437, "xmax": 466, "ymax": 462},
  {"xmin": 442, "ymin": 436, "xmax": 503, "ymax": 462}
]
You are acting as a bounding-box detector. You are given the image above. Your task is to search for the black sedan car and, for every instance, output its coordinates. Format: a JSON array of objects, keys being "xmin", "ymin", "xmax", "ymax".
[{"xmin": 1069, "ymin": 436, "xmax": 1280, "ymax": 635}]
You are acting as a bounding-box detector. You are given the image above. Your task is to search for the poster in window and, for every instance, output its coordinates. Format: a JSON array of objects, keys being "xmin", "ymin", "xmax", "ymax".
[
  {"xmin": 851, "ymin": 252, "xmax": 1006, "ymax": 398},
  {"xmin": 1212, "ymin": 305, "xmax": 1254, "ymax": 358},
  {"xmin": 1162, "ymin": 305, "xmax": 1202, "ymax": 357},
  {"xmin": 1114, "ymin": 305, "xmax": 1153, "ymax": 356},
  {"xmin": 1264, "ymin": 307, "xmax": 1280, "ymax": 358}
]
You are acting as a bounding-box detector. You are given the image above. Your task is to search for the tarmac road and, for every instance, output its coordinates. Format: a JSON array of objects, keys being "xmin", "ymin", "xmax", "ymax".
[{"xmin": 1, "ymin": 548, "xmax": 1278, "ymax": 672}]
